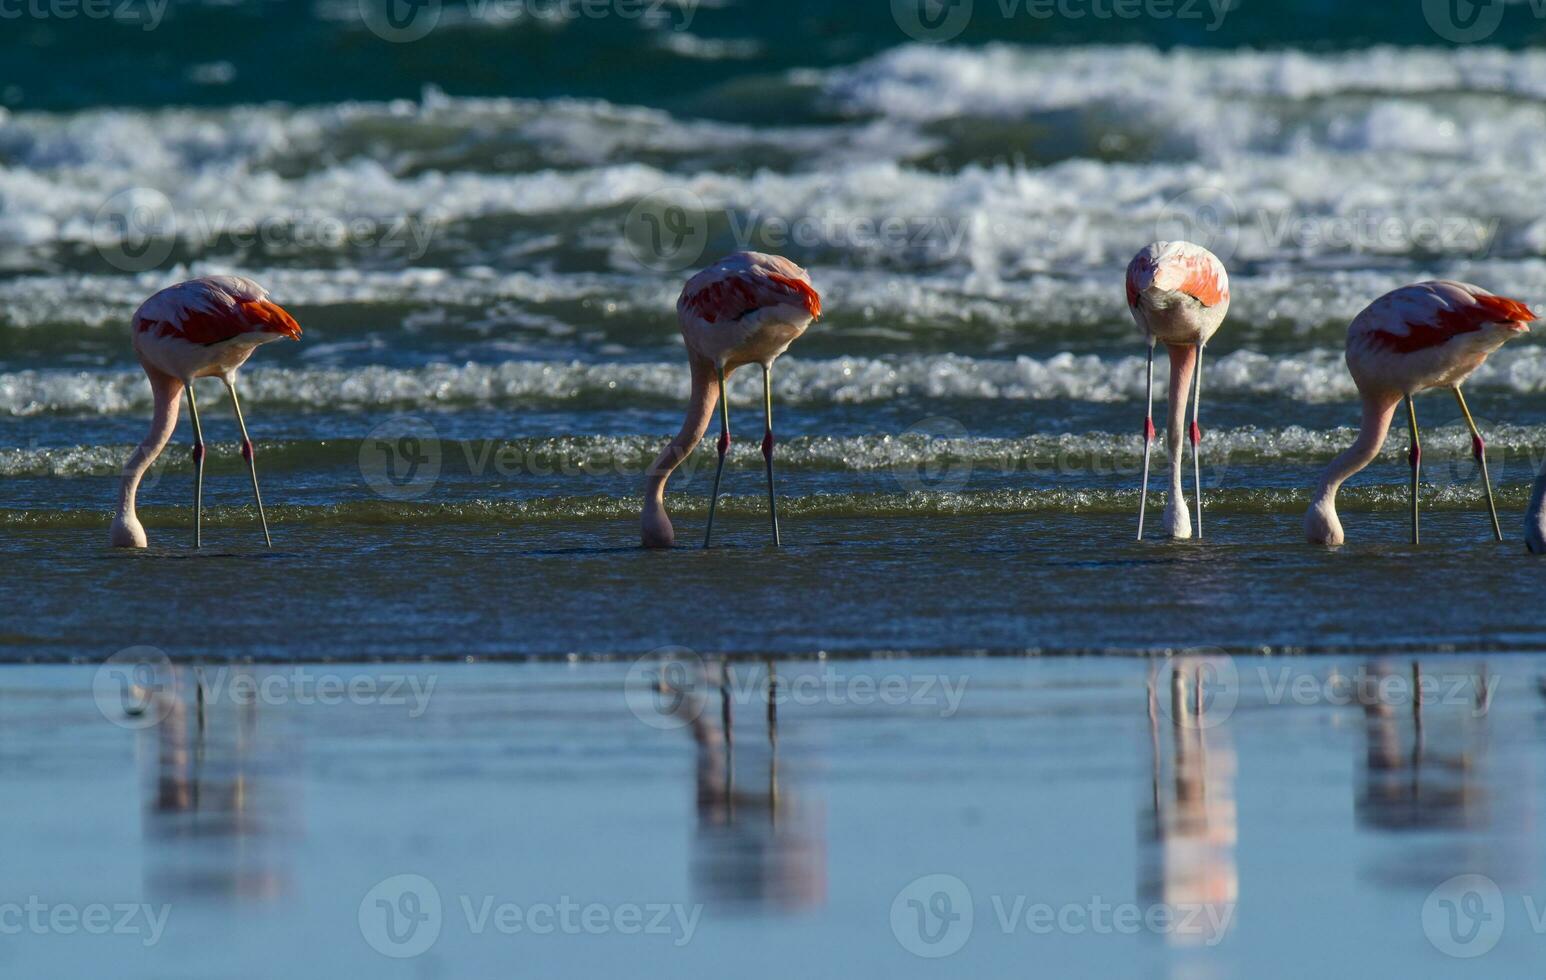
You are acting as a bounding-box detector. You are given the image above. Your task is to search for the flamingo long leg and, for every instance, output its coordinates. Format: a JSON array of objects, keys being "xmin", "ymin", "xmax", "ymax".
[
  {"xmin": 186, "ymin": 383, "xmax": 207, "ymax": 549},
  {"xmin": 224, "ymin": 378, "xmax": 272, "ymax": 548},
  {"xmin": 762, "ymin": 364, "xmax": 780, "ymax": 548},
  {"xmin": 703, "ymin": 365, "xmax": 730, "ymax": 549},
  {"xmin": 1189, "ymin": 343, "xmax": 1205, "ymax": 539},
  {"xmin": 1452, "ymin": 387, "xmax": 1503, "ymax": 542},
  {"xmin": 1406, "ymin": 395, "xmax": 1422, "ymax": 545},
  {"xmin": 1138, "ymin": 339, "xmax": 1156, "ymax": 541}
]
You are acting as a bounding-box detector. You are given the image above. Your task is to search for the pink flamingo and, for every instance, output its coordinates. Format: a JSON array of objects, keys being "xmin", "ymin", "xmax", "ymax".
[
  {"xmin": 642, "ymin": 252, "xmax": 821, "ymax": 549},
  {"xmin": 110, "ymin": 276, "xmax": 303, "ymax": 549},
  {"xmin": 1126, "ymin": 241, "xmax": 1231, "ymax": 541},
  {"xmin": 1305, "ymin": 280, "xmax": 1536, "ymax": 547}
]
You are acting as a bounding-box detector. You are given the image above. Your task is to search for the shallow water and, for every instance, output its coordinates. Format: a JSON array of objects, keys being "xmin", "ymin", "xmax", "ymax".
[
  {"xmin": 10, "ymin": 656, "xmax": 1545, "ymax": 978},
  {"xmin": 8, "ymin": 4, "xmax": 1546, "ymax": 661}
]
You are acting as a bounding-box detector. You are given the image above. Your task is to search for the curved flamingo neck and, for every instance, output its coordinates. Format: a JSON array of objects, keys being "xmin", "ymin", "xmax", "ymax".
[
  {"xmin": 111, "ymin": 369, "xmax": 184, "ymax": 548},
  {"xmin": 642, "ymin": 352, "xmax": 720, "ymax": 547},
  {"xmin": 1314, "ymin": 392, "xmax": 1400, "ymax": 507}
]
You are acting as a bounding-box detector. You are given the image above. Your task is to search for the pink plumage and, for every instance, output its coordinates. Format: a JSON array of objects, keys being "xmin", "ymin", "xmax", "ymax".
[
  {"xmin": 112, "ymin": 275, "xmax": 301, "ymax": 549},
  {"xmin": 1308, "ymin": 280, "xmax": 1537, "ymax": 547},
  {"xmin": 1347, "ymin": 281, "xmax": 1535, "ymax": 395},
  {"xmin": 676, "ymin": 252, "xmax": 820, "ymax": 369},
  {"xmin": 643, "ymin": 251, "xmax": 820, "ymax": 549}
]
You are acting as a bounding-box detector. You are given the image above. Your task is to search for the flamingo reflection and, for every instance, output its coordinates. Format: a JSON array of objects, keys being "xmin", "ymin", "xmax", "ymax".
[{"xmin": 1143, "ymin": 661, "xmax": 1238, "ymax": 946}]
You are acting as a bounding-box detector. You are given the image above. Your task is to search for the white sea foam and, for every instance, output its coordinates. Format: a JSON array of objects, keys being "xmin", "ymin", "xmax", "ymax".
[
  {"xmin": 4, "ymin": 46, "xmax": 1546, "ymax": 276},
  {"xmin": 12, "ymin": 346, "xmax": 1546, "ymax": 417}
]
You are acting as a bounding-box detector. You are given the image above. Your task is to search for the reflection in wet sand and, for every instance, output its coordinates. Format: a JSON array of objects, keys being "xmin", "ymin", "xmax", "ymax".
[
  {"xmin": 665, "ymin": 659, "xmax": 826, "ymax": 912},
  {"xmin": 1143, "ymin": 662, "xmax": 1237, "ymax": 947},
  {"xmin": 142, "ymin": 667, "xmax": 296, "ymax": 904},
  {"xmin": 1356, "ymin": 661, "xmax": 1486, "ymax": 833}
]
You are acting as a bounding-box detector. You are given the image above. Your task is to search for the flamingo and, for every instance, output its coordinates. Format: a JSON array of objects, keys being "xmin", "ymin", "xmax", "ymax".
[
  {"xmin": 642, "ymin": 252, "xmax": 821, "ymax": 549},
  {"xmin": 1305, "ymin": 281, "xmax": 1536, "ymax": 547},
  {"xmin": 1126, "ymin": 241, "xmax": 1231, "ymax": 540},
  {"xmin": 110, "ymin": 275, "xmax": 302, "ymax": 549}
]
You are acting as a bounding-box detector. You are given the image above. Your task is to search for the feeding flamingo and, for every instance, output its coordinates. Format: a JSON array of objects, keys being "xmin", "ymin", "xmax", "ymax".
[
  {"xmin": 1305, "ymin": 280, "xmax": 1536, "ymax": 547},
  {"xmin": 110, "ymin": 275, "xmax": 302, "ymax": 549},
  {"xmin": 1126, "ymin": 241, "xmax": 1231, "ymax": 540},
  {"xmin": 642, "ymin": 252, "xmax": 821, "ymax": 549}
]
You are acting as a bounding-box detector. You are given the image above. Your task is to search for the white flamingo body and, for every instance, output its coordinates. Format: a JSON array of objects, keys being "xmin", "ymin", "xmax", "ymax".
[
  {"xmin": 677, "ymin": 252, "xmax": 819, "ymax": 369},
  {"xmin": 1127, "ymin": 241, "xmax": 1231, "ymax": 348},
  {"xmin": 132, "ymin": 276, "xmax": 298, "ymax": 383},
  {"xmin": 1306, "ymin": 280, "xmax": 1535, "ymax": 547},
  {"xmin": 1125, "ymin": 241, "xmax": 1231, "ymax": 541},
  {"xmin": 110, "ymin": 276, "xmax": 302, "ymax": 549},
  {"xmin": 643, "ymin": 252, "xmax": 821, "ymax": 550}
]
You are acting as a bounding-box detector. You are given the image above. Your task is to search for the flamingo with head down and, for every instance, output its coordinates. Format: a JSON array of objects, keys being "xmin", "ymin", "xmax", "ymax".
[
  {"xmin": 110, "ymin": 275, "xmax": 302, "ymax": 549},
  {"xmin": 642, "ymin": 252, "xmax": 821, "ymax": 550},
  {"xmin": 1126, "ymin": 241, "xmax": 1231, "ymax": 541},
  {"xmin": 1305, "ymin": 280, "xmax": 1536, "ymax": 547}
]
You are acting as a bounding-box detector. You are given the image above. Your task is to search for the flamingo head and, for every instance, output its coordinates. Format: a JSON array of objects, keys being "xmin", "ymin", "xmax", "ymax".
[
  {"xmin": 642, "ymin": 498, "xmax": 675, "ymax": 549},
  {"xmin": 109, "ymin": 508, "xmax": 148, "ymax": 549},
  {"xmin": 1304, "ymin": 496, "xmax": 1345, "ymax": 547}
]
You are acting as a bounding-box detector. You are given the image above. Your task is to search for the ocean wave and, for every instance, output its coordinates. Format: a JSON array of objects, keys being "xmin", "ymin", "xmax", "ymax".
[
  {"xmin": 12, "ymin": 425, "xmax": 1546, "ymax": 478},
  {"xmin": 7, "ymin": 482, "xmax": 1537, "ymax": 531},
  {"xmin": 820, "ymin": 44, "xmax": 1546, "ymax": 122},
  {"xmin": 8, "ymin": 262, "xmax": 1546, "ymax": 368},
  {"xmin": 16, "ymin": 346, "xmax": 1546, "ymax": 416},
  {"xmin": 7, "ymin": 46, "xmax": 1546, "ymax": 273}
]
